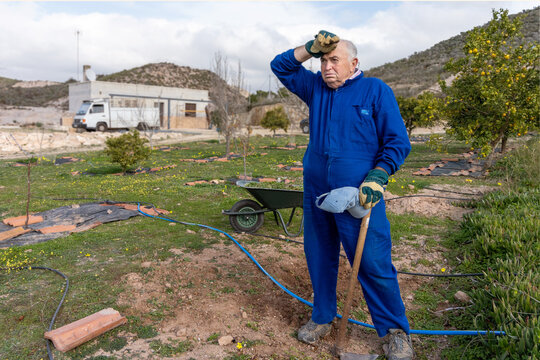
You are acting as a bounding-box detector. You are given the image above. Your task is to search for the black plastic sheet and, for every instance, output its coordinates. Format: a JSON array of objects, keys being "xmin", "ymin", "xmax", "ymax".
[{"xmin": 0, "ymin": 203, "xmax": 140, "ymax": 248}]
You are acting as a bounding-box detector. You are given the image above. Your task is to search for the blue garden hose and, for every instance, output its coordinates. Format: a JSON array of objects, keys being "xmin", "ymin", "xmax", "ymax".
[{"xmin": 137, "ymin": 203, "xmax": 506, "ymax": 337}]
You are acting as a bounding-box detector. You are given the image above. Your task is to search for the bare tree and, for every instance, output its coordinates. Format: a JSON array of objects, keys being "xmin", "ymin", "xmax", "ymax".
[
  {"xmin": 274, "ymin": 79, "xmax": 309, "ymax": 145},
  {"xmin": 7, "ymin": 134, "xmax": 33, "ymax": 228},
  {"xmin": 210, "ymin": 51, "xmax": 248, "ymax": 156},
  {"xmin": 275, "ymin": 79, "xmax": 308, "ymax": 128},
  {"xmin": 135, "ymin": 93, "xmax": 162, "ymax": 150}
]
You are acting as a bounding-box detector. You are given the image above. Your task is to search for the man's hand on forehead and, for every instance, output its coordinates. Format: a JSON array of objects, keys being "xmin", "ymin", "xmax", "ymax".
[{"xmin": 305, "ymin": 30, "xmax": 340, "ymax": 58}]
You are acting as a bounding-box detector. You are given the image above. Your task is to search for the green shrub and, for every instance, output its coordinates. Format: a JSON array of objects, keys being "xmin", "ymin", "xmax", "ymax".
[
  {"xmin": 104, "ymin": 130, "xmax": 151, "ymax": 173},
  {"xmin": 261, "ymin": 106, "xmax": 289, "ymax": 136}
]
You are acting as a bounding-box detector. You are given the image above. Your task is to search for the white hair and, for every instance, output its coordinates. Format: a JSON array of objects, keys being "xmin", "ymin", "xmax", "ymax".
[{"xmin": 341, "ymin": 40, "xmax": 358, "ymax": 61}]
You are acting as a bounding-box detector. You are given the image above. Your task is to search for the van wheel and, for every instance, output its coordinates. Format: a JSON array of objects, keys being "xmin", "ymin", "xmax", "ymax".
[
  {"xmin": 300, "ymin": 118, "xmax": 309, "ymax": 134},
  {"xmin": 137, "ymin": 123, "xmax": 149, "ymax": 130},
  {"xmin": 96, "ymin": 123, "xmax": 108, "ymax": 132}
]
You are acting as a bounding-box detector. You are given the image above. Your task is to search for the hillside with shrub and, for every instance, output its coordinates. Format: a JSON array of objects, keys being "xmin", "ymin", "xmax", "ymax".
[
  {"xmin": 365, "ymin": 7, "xmax": 539, "ymax": 97},
  {"xmin": 97, "ymin": 62, "xmax": 218, "ymax": 91},
  {"xmin": 0, "ymin": 76, "xmax": 18, "ymax": 89}
]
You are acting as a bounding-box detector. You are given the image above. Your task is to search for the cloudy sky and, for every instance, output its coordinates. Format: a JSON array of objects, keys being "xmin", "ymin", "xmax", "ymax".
[{"xmin": 0, "ymin": 1, "xmax": 537, "ymax": 92}]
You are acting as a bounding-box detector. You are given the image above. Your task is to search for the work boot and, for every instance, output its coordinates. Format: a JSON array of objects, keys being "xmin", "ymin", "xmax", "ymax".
[
  {"xmin": 383, "ymin": 328, "xmax": 414, "ymax": 360},
  {"xmin": 297, "ymin": 319, "xmax": 332, "ymax": 344}
]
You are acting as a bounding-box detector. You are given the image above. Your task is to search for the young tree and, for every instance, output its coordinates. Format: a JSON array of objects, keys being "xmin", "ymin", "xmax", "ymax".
[
  {"xmin": 210, "ymin": 52, "xmax": 248, "ymax": 156},
  {"xmin": 397, "ymin": 93, "xmax": 442, "ymax": 136},
  {"xmin": 261, "ymin": 106, "xmax": 290, "ymax": 136},
  {"xmin": 397, "ymin": 96, "xmax": 417, "ymax": 136},
  {"xmin": 135, "ymin": 95, "xmax": 162, "ymax": 150},
  {"xmin": 440, "ymin": 9, "xmax": 539, "ymax": 165}
]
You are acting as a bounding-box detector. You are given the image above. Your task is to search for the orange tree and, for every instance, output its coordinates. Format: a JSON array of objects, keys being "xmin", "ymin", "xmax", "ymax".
[
  {"xmin": 440, "ymin": 9, "xmax": 539, "ymax": 165},
  {"xmin": 397, "ymin": 92, "xmax": 442, "ymax": 137}
]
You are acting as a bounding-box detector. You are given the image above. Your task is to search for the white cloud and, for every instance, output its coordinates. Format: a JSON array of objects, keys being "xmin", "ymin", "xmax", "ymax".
[{"xmin": 0, "ymin": 1, "xmax": 536, "ymax": 92}]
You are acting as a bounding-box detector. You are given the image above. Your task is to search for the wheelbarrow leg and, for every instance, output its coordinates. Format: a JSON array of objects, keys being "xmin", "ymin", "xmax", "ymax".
[
  {"xmin": 286, "ymin": 207, "xmax": 297, "ymax": 227},
  {"xmin": 274, "ymin": 209, "xmax": 304, "ymax": 237},
  {"xmin": 273, "ymin": 207, "xmax": 298, "ymax": 228}
]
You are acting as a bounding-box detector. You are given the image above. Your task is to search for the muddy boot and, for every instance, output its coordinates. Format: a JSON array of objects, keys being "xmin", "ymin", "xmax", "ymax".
[
  {"xmin": 297, "ymin": 319, "xmax": 332, "ymax": 344},
  {"xmin": 383, "ymin": 328, "xmax": 414, "ymax": 360}
]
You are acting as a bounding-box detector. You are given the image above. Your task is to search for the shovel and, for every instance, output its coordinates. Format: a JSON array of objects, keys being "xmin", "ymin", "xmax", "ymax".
[{"xmin": 331, "ymin": 209, "xmax": 378, "ymax": 359}]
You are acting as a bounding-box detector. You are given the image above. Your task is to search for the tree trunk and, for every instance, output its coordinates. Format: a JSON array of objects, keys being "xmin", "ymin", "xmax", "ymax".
[
  {"xmin": 483, "ymin": 131, "xmax": 505, "ymax": 170},
  {"xmin": 501, "ymin": 135, "xmax": 508, "ymax": 153},
  {"xmin": 225, "ymin": 135, "xmax": 231, "ymax": 157},
  {"xmin": 25, "ymin": 160, "xmax": 32, "ymax": 229}
]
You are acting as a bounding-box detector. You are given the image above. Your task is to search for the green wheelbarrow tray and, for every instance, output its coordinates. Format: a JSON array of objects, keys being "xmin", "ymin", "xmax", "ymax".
[{"xmin": 222, "ymin": 186, "xmax": 304, "ymax": 236}]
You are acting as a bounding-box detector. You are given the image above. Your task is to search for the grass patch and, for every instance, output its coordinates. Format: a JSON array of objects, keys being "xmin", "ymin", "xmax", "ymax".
[
  {"xmin": 1, "ymin": 135, "xmax": 534, "ymax": 359},
  {"xmin": 149, "ymin": 339, "xmax": 193, "ymax": 356}
]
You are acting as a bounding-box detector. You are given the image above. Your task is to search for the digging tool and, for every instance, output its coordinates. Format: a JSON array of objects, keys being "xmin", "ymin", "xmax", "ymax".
[{"xmin": 331, "ymin": 208, "xmax": 374, "ymax": 359}]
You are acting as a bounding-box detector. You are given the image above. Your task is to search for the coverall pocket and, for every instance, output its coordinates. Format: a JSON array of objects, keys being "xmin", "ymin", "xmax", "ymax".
[
  {"xmin": 352, "ymin": 105, "xmax": 374, "ymax": 126},
  {"xmin": 349, "ymin": 105, "xmax": 378, "ymax": 150}
]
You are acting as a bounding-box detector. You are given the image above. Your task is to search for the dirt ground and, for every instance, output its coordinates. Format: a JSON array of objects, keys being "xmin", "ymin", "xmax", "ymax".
[
  {"xmin": 4, "ymin": 106, "xmax": 469, "ymax": 359},
  {"xmin": 86, "ymin": 184, "xmax": 487, "ymax": 360},
  {"xmin": 0, "ymin": 105, "xmax": 225, "ymax": 159},
  {"xmin": 0, "ymin": 105, "xmax": 444, "ymax": 160}
]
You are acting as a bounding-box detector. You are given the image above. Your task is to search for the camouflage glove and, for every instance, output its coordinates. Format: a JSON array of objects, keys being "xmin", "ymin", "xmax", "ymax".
[
  {"xmin": 305, "ymin": 30, "xmax": 340, "ymax": 58},
  {"xmin": 359, "ymin": 169, "xmax": 389, "ymax": 209}
]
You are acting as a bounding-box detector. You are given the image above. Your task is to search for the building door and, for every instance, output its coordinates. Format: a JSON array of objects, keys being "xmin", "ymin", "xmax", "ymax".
[
  {"xmin": 159, "ymin": 102, "xmax": 165, "ymax": 127},
  {"xmin": 155, "ymin": 102, "xmax": 165, "ymax": 127}
]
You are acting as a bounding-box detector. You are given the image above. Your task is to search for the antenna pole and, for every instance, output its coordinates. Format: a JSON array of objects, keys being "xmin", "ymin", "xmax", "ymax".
[{"xmin": 76, "ymin": 30, "xmax": 80, "ymax": 81}]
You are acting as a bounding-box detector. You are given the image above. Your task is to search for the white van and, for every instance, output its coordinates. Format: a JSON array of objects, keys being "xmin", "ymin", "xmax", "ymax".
[{"xmin": 72, "ymin": 99, "xmax": 160, "ymax": 131}]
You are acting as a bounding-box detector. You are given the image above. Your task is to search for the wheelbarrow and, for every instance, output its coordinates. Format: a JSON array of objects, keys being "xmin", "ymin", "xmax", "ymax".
[{"xmin": 222, "ymin": 186, "xmax": 304, "ymax": 236}]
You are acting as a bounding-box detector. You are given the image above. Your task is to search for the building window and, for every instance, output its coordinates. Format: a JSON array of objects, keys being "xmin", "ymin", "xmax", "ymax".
[{"xmin": 185, "ymin": 103, "xmax": 196, "ymax": 117}]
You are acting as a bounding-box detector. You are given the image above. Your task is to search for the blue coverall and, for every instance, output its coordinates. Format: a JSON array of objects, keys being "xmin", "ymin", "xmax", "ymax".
[{"xmin": 271, "ymin": 49, "xmax": 411, "ymax": 337}]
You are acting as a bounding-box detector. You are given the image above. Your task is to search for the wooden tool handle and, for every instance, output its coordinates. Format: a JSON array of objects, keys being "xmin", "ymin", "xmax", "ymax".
[{"xmin": 335, "ymin": 209, "xmax": 371, "ymax": 351}]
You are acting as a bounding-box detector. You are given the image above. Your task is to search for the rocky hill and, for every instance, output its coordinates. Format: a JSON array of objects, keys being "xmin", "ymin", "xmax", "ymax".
[
  {"xmin": 0, "ymin": 76, "xmax": 18, "ymax": 89},
  {"xmin": 0, "ymin": 62, "xmax": 238, "ymax": 110},
  {"xmin": 97, "ymin": 62, "xmax": 218, "ymax": 90},
  {"xmin": 98, "ymin": 62, "xmax": 245, "ymax": 110},
  {"xmin": 0, "ymin": 7, "xmax": 537, "ymax": 107},
  {"xmin": 365, "ymin": 7, "xmax": 539, "ymax": 97}
]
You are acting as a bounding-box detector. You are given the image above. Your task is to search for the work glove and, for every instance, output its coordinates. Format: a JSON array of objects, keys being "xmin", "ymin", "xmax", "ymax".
[
  {"xmin": 359, "ymin": 169, "xmax": 389, "ymax": 209},
  {"xmin": 305, "ymin": 30, "xmax": 340, "ymax": 58}
]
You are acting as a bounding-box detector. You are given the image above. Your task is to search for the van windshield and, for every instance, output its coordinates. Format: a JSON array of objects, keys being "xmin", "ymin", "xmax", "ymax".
[{"xmin": 76, "ymin": 102, "xmax": 91, "ymax": 115}]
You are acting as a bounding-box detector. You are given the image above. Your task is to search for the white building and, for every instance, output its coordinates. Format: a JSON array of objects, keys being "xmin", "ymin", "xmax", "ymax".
[{"xmin": 68, "ymin": 81, "xmax": 210, "ymax": 129}]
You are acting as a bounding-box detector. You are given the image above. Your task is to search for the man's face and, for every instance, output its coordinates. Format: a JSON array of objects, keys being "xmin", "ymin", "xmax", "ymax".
[{"xmin": 320, "ymin": 42, "xmax": 358, "ymax": 89}]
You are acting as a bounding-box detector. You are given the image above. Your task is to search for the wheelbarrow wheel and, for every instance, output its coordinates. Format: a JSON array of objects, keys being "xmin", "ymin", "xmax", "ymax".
[{"xmin": 229, "ymin": 199, "xmax": 264, "ymax": 233}]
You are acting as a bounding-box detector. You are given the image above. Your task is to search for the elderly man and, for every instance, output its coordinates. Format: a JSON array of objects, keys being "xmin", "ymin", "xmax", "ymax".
[{"xmin": 270, "ymin": 31, "xmax": 414, "ymax": 359}]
